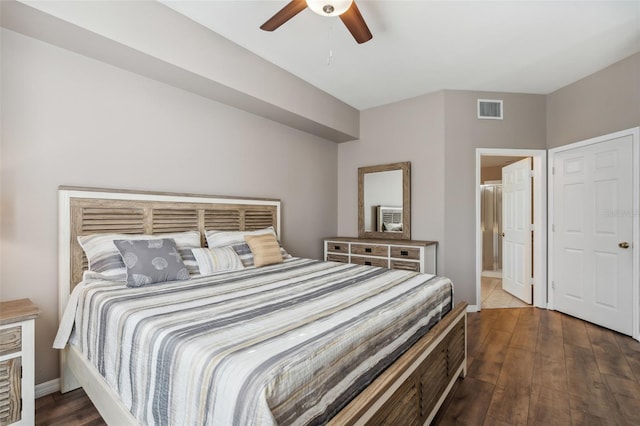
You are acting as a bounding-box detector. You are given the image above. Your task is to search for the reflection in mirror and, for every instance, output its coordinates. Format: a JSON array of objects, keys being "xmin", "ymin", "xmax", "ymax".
[
  {"xmin": 364, "ymin": 170, "xmax": 403, "ymax": 232},
  {"xmin": 377, "ymin": 206, "xmax": 403, "ymax": 232},
  {"xmin": 358, "ymin": 162, "xmax": 411, "ymax": 240}
]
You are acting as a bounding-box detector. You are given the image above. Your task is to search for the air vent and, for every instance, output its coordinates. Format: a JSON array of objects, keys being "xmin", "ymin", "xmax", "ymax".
[{"xmin": 477, "ymin": 99, "xmax": 503, "ymax": 120}]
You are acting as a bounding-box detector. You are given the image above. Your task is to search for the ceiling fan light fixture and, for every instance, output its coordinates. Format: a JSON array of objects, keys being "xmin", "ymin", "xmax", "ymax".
[{"xmin": 306, "ymin": 0, "xmax": 353, "ymax": 16}]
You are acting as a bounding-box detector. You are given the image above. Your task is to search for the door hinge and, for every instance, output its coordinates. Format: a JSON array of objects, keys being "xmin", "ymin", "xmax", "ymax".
[
  {"xmin": 551, "ymin": 224, "xmax": 555, "ymax": 232},
  {"xmin": 552, "ymin": 166, "xmax": 555, "ymax": 175},
  {"xmin": 530, "ymin": 224, "xmax": 535, "ymax": 231},
  {"xmin": 552, "ymin": 281, "xmax": 556, "ymax": 289},
  {"xmin": 530, "ymin": 170, "xmax": 535, "ymax": 178}
]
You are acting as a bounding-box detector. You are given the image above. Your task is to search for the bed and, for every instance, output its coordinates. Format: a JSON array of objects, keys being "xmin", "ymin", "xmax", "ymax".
[{"xmin": 56, "ymin": 187, "xmax": 467, "ymax": 425}]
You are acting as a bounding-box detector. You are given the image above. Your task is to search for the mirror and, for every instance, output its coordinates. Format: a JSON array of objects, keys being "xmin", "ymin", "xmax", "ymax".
[{"xmin": 358, "ymin": 162, "xmax": 411, "ymax": 240}]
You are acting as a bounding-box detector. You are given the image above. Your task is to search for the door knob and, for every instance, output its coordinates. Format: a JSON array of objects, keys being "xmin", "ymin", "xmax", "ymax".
[
  {"xmin": 619, "ymin": 242, "xmax": 630, "ymax": 249},
  {"xmin": 500, "ymin": 233, "xmax": 505, "ymax": 237}
]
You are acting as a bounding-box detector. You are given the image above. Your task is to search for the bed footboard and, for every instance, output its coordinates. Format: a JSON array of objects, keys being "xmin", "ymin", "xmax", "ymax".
[
  {"xmin": 330, "ymin": 301, "xmax": 467, "ymax": 425},
  {"xmin": 65, "ymin": 345, "xmax": 138, "ymax": 425},
  {"xmin": 65, "ymin": 302, "xmax": 467, "ymax": 426}
]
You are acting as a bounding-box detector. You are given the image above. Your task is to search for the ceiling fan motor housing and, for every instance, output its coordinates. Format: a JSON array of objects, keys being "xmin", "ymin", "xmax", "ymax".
[{"xmin": 307, "ymin": 0, "xmax": 353, "ymax": 17}]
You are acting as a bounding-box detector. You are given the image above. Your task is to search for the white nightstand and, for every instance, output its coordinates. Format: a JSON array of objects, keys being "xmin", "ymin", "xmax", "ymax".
[{"xmin": 0, "ymin": 299, "xmax": 40, "ymax": 426}]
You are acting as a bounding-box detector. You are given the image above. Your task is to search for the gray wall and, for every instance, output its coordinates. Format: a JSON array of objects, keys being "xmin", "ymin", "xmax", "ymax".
[
  {"xmin": 2, "ymin": 0, "xmax": 359, "ymax": 142},
  {"xmin": 338, "ymin": 91, "xmax": 447, "ymax": 272},
  {"xmin": 0, "ymin": 29, "xmax": 338, "ymax": 384},
  {"xmin": 338, "ymin": 54, "xmax": 637, "ymax": 310},
  {"xmin": 443, "ymin": 91, "xmax": 547, "ymax": 304},
  {"xmin": 337, "ymin": 90, "xmax": 547, "ymax": 305},
  {"xmin": 547, "ymin": 53, "xmax": 640, "ymax": 148}
]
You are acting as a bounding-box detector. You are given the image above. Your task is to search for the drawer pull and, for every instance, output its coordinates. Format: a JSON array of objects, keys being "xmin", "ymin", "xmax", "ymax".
[
  {"xmin": 334, "ymin": 245, "xmax": 341, "ymax": 250},
  {"xmin": 400, "ymin": 250, "xmax": 409, "ymax": 256},
  {"xmin": 365, "ymin": 248, "xmax": 372, "ymax": 253},
  {"xmin": 365, "ymin": 261, "xmax": 372, "ymax": 266}
]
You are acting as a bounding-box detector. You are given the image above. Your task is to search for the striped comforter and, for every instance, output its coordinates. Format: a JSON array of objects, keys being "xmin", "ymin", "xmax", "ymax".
[{"xmin": 68, "ymin": 258, "xmax": 453, "ymax": 425}]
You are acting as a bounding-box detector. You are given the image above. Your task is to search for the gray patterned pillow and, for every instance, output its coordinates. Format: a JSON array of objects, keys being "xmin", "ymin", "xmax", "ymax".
[
  {"xmin": 78, "ymin": 231, "xmax": 201, "ymax": 279},
  {"xmin": 113, "ymin": 238, "xmax": 190, "ymax": 287}
]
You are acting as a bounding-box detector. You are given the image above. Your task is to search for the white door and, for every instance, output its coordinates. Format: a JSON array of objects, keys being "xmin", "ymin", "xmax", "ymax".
[
  {"xmin": 552, "ymin": 135, "xmax": 633, "ymax": 335},
  {"xmin": 502, "ymin": 158, "xmax": 533, "ymax": 304}
]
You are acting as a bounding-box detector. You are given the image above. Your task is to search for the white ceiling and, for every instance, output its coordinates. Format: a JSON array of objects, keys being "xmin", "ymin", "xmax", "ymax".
[{"xmin": 162, "ymin": 1, "xmax": 640, "ymax": 110}]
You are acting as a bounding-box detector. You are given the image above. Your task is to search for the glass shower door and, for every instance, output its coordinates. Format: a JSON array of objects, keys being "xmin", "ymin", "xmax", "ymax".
[{"xmin": 481, "ymin": 184, "xmax": 502, "ymax": 272}]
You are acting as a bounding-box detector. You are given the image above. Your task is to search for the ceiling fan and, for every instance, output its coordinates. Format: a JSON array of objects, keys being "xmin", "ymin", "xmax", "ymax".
[{"xmin": 260, "ymin": 0, "xmax": 373, "ymax": 44}]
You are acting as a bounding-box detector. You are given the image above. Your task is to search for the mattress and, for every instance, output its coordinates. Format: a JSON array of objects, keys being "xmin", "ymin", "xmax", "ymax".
[{"xmin": 56, "ymin": 258, "xmax": 453, "ymax": 425}]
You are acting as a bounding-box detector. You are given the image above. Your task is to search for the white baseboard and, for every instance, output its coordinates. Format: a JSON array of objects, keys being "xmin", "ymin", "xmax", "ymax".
[
  {"xmin": 481, "ymin": 270, "xmax": 502, "ymax": 278},
  {"xmin": 35, "ymin": 378, "xmax": 60, "ymax": 398}
]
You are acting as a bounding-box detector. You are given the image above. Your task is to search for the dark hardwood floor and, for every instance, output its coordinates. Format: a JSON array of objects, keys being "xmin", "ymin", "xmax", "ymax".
[
  {"xmin": 36, "ymin": 308, "xmax": 640, "ymax": 425},
  {"xmin": 36, "ymin": 388, "xmax": 106, "ymax": 426},
  {"xmin": 433, "ymin": 307, "xmax": 640, "ymax": 425}
]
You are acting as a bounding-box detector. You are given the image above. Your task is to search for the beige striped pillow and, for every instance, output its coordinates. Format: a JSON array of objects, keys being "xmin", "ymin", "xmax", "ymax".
[
  {"xmin": 192, "ymin": 247, "xmax": 244, "ymax": 275},
  {"xmin": 244, "ymin": 233, "xmax": 283, "ymax": 267}
]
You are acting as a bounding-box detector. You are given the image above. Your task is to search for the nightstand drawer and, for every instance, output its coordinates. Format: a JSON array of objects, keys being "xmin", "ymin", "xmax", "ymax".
[
  {"xmin": 390, "ymin": 246, "xmax": 421, "ymax": 260},
  {"xmin": 327, "ymin": 253, "xmax": 349, "ymax": 263},
  {"xmin": 351, "ymin": 244, "xmax": 388, "ymax": 257},
  {"xmin": 327, "ymin": 242, "xmax": 349, "ymax": 254},
  {"xmin": 390, "ymin": 260, "xmax": 421, "ymax": 272},
  {"xmin": 0, "ymin": 299, "xmax": 40, "ymax": 426},
  {"xmin": 0, "ymin": 327, "xmax": 21, "ymax": 357},
  {"xmin": 0, "ymin": 357, "xmax": 21, "ymax": 425},
  {"xmin": 351, "ymin": 256, "xmax": 388, "ymax": 268}
]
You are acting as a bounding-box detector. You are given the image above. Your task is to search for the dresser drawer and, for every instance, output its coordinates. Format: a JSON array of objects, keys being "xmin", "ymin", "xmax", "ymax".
[
  {"xmin": 326, "ymin": 242, "xmax": 349, "ymax": 254},
  {"xmin": 327, "ymin": 253, "xmax": 349, "ymax": 263},
  {"xmin": 351, "ymin": 256, "xmax": 388, "ymax": 268},
  {"xmin": 390, "ymin": 260, "xmax": 421, "ymax": 272},
  {"xmin": 0, "ymin": 326, "xmax": 21, "ymax": 357},
  {"xmin": 390, "ymin": 246, "xmax": 421, "ymax": 261},
  {"xmin": 351, "ymin": 244, "xmax": 388, "ymax": 257}
]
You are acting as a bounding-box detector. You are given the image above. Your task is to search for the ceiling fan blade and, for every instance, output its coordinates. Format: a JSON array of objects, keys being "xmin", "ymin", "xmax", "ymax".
[
  {"xmin": 260, "ymin": 0, "xmax": 308, "ymax": 31},
  {"xmin": 339, "ymin": 1, "xmax": 372, "ymax": 44}
]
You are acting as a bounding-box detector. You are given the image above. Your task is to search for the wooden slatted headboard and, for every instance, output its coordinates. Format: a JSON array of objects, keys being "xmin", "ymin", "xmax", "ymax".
[{"xmin": 58, "ymin": 186, "xmax": 281, "ymax": 320}]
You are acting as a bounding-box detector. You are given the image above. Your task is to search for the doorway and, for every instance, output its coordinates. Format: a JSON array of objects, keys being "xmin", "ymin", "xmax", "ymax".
[
  {"xmin": 480, "ymin": 156, "xmax": 529, "ymax": 308},
  {"xmin": 475, "ymin": 149, "xmax": 547, "ymax": 311}
]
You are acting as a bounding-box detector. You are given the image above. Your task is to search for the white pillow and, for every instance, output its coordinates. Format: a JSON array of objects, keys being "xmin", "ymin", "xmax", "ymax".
[
  {"xmin": 384, "ymin": 222, "xmax": 403, "ymax": 232},
  {"xmin": 205, "ymin": 227, "xmax": 276, "ymax": 248},
  {"xmin": 192, "ymin": 247, "xmax": 244, "ymax": 275},
  {"xmin": 204, "ymin": 227, "xmax": 291, "ymax": 267},
  {"xmin": 78, "ymin": 230, "xmax": 201, "ymax": 279}
]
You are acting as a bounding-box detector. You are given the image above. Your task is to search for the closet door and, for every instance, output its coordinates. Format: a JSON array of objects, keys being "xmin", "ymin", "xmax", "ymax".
[{"xmin": 552, "ymin": 133, "xmax": 633, "ymax": 335}]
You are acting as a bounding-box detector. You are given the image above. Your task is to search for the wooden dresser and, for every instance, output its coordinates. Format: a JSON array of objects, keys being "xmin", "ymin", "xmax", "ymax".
[
  {"xmin": 323, "ymin": 237, "xmax": 437, "ymax": 274},
  {"xmin": 0, "ymin": 299, "xmax": 40, "ymax": 426}
]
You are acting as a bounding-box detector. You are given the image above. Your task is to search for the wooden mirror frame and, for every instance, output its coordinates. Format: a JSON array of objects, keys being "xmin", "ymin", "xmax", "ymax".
[{"xmin": 358, "ymin": 162, "xmax": 411, "ymax": 240}]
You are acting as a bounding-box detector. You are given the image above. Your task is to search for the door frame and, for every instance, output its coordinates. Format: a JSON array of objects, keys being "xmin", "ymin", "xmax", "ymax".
[
  {"xmin": 475, "ymin": 148, "xmax": 547, "ymax": 311},
  {"xmin": 548, "ymin": 127, "xmax": 640, "ymax": 341}
]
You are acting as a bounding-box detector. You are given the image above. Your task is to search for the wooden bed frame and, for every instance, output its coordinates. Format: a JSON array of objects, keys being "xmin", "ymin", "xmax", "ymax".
[{"xmin": 58, "ymin": 187, "xmax": 467, "ymax": 425}]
